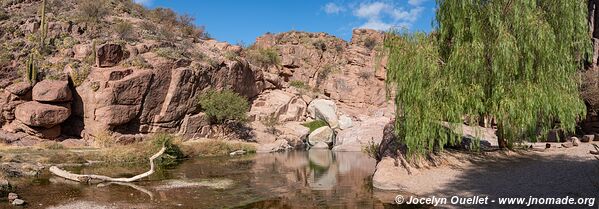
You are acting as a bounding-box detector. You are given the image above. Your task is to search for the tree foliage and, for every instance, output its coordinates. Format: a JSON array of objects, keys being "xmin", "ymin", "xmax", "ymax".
[
  {"xmin": 198, "ymin": 90, "xmax": 249, "ymax": 124},
  {"xmin": 385, "ymin": 0, "xmax": 591, "ymax": 157}
]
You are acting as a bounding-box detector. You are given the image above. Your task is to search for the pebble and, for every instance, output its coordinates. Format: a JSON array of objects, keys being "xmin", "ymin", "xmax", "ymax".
[{"xmin": 12, "ymin": 199, "xmax": 24, "ymax": 206}]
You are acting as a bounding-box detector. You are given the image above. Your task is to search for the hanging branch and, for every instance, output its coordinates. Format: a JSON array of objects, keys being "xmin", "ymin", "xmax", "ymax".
[{"xmin": 49, "ymin": 145, "xmax": 166, "ymax": 183}]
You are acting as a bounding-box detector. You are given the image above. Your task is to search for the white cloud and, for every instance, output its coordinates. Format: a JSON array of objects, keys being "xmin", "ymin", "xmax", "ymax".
[
  {"xmin": 390, "ymin": 7, "xmax": 423, "ymax": 22},
  {"xmin": 353, "ymin": 1, "xmax": 424, "ymax": 31},
  {"xmin": 134, "ymin": 0, "xmax": 153, "ymax": 6},
  {"xmin": 359, "ymin": 19, "xmax": 393, "ymax": 31},
  {"xmin": 324, "ymin": 3, "xmax": 345, "ymax": 14},
  {"xmin": 354, "ymin": 2, "xmax": 389, "ymax": 19}
]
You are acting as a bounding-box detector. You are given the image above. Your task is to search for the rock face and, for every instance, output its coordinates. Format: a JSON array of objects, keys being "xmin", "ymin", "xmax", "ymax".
[
  {"xmin": 0, "ymin": 1, "xmax": 391, "ymax": 145},
  {"xmin": 14, "ymin": 102, "xmax": 70, "ymax": 128},
  {"xmin": 249, "ymin": 89, "xmax": 307, "ymax": 123},
  {"xmin": 254, "ymin": 30, "xmax": 389, "ymax": 116},
  {"xmin": 96, "ymin": 43, "xmax": 128, "ymax": 67},
  {"xmin": 32, "ymin": 80, "xmax": 72, "ymax": 102}
]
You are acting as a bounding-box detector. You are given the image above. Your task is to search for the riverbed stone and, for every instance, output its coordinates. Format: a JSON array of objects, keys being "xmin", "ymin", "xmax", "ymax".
[
  {"xmin": 7, "ymin": 192, "xmax": 17, "ymax": 202},
  {"xmin": 12, "ymin": 198, "xmax": 24, "ymax": 205},
  {"xmin": 308, "ymin": 126, "xmax": 334, "ymax": 146},
  {"xmin": 571, "ymin": 137, "xmax": 581, "ymax": 146},
  {"xmin": 582, "ymin": 134, "xmax": 594, "ymax": 142}
]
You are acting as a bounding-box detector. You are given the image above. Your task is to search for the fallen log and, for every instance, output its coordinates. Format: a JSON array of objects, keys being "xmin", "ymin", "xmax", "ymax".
[{"xmin": 49, "ymin": 146, "xmax": 166, "ymax": 183}]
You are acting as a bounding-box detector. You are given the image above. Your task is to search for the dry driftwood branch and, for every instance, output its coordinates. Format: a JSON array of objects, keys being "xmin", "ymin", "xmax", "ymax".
[{"xmin": 49, "ymin": 146, "xmax": 167, "ymax": 183}]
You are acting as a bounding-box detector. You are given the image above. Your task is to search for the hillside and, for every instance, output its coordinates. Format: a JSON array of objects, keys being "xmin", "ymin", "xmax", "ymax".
[{"xmin": 0, "ymin": 0, "xmax": 392, "ymax": 152}]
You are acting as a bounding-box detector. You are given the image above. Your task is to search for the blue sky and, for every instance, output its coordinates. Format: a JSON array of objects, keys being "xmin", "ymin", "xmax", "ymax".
[{"xmin": 135, "ymin": 0, "xmax": 436, "ymax": 44}]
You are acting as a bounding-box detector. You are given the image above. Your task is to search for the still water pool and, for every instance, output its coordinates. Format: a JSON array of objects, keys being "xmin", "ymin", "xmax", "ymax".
[{"xmin": 11, "ymin": 150, "xmax": 419, "ymax": 209}]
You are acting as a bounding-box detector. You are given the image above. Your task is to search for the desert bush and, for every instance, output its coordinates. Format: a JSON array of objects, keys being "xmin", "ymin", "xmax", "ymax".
[
  {"xmin": 121, "ymin": 0, "xmax": 148, "ymax": 18},
  {"xmin": 198, "ymin": 89, "xmax": 249, "ymax": 124},
  {"xmin": 76, "ymin": 0, "xmax": 109, "ymax": 24},
  {"xmin": 246, "ymin": 47, "xmax": 280, "ymax": 67},
  {"xmin": 364, "ymin": 37, "xmax": 377, "ymax": 50},
  {"xmin": 113, "ymin": 21, "xmax": 136, "ymax": 41},
  {"xmin": 302, "ymin": 120, "xmax": 328, "ymax": 133},
  {"xmin": 316, "ymin": 64, "xmax": 337, "ymax": 86},
  {"xmin": 149, "ymin": 8, "xmax": 178, "ymax": 25},
  {"xmin": 262, "ymin": 114, "xmax": 279, "ymax": 134},
  {"xmin": 0, "ymin": 8, "xmax": 9, "ymax": 21},
  {"xmin": 122, "ymin": 56, "xmax": 152, "ymax": 69},
  {"xmin": 358, "ymin": 71, "xmax": 373, "ymax": 80},
  {"xmin": 289, "ymin": 80, "xmax": 307, "ymax": 89},
  {"xmin": 69, "ymin": 63, "xmax": 90, "ymax": 86},
  {"xmin": 335, "ymin": 43, "xmax": 345, "ymax": 52},
  {"xmin": 312, "ymin": 39, "xmax": 326, "ymax": 51},
  {"xmin": 224, "ymin": 51, "xmax": 240, "ymax": 61},
  {"xmin": 154, "ymin": 47, "xmax": 186, "ymax": 60},
  {"xmin": 363, "ymin": 140, "xmax": 380, "ymax": 159}
]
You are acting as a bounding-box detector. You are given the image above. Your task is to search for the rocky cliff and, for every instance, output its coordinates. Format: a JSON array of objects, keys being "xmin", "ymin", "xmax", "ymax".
[{"xmin": 0, "ymin": 0, "xmax": 392, "ymax": 150}]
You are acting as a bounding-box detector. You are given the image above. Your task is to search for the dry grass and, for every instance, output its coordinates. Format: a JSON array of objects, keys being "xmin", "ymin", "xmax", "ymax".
[
  {"xmin": 179, "ymin": 139, "xmax": 256, "ymax": 157},
  {"xmin": 0, "ymin": 134, "xmax": 258, "ymax": 169}
]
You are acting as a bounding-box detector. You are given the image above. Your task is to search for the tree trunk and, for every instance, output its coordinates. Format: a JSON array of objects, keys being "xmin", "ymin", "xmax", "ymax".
[{"xmin": 497, "ymin": 123, "xmax": 508, "ymax": 149}]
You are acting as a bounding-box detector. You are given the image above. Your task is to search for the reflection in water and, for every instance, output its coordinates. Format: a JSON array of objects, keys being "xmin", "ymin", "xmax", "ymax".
[{"xmin": 13, "ymin": 150, "xmax": 413, "ymax": 208}]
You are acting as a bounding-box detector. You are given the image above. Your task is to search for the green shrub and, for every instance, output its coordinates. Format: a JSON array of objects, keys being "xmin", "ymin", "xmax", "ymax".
[
  {"xmin": 246, "ymin": 47, "xmax": 280, "ymax": 67},
  {"xmin": 198, "ymin": 90, "xmax": 249, "ymax": 124},
  {"xmin": 302, "ymin": 120, "xmax": 328, "ymax": 133},
  {"xmin": 289, "ymin": 80, "xmax": 307, "ymax": 89}
]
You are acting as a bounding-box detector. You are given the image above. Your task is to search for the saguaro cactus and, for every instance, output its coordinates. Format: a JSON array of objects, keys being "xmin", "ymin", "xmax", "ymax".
[
  {"xmin": 25, "ymin": 53, "xmax": 38, "ymax": 86},
  {"xmin": 39, "ymin": 0, "xmax": 48, "ymax": 51}
]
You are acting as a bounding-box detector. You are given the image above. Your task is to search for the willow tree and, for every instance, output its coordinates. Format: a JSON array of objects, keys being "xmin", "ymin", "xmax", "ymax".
[{"xmin": 385, "ymin": 0, "xmax": 591, "ymax": 157}]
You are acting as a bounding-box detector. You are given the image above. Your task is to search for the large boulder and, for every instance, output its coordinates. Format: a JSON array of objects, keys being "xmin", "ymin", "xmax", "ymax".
[
  {"xmin": 14, "ymin": 101, "xmax": 70, "ymax": 128},
  {"xmin": 308, "ymin": 126, "xmax": 334, "ymax": 146},
  {"xmin": 332, "ymin": 116, "xmax": 390, "ymax": 152},
  {"xmin": 32, "ymin": 80, "xmax": 72, "ymax": 102},
  {"xmin": 307, "ymin": 99, "xmax": 339, "ymax": 128},
  {"xmin": 96, "ymin": 43, "xmax": 128, "ymax": 67}
]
